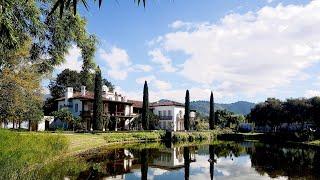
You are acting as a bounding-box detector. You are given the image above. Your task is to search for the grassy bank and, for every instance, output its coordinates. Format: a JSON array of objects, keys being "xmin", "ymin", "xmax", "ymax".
[
  {"xmin": 0, "ymin": 129, "xmax": 87, "ymax": 179},
  {"xmin": 103, "ymin": 130, "xmax": 165, "ymax": 143},
  {"xmin": 171, "ymin": 129, "xmax": 225, "ymax": 142}
]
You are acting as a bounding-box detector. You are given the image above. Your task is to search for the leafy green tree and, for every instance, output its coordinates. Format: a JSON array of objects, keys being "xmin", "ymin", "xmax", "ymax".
[
  {"xmin": 52, "ymin": 109, "xmax": 82, "ymax": 130},
  {"xmin": 0, "ymin": 40, "xmax": 43, "ymax": 129},
  {"xmin": 309, "ymin": 97, "xmax": 320, "ymax": 128},
  {"xmin": 142, "ymin": 81, "xmax": 149, "ymax": 130},
  {"xmin": 48, "ymin": 0, "xmax": 147, "ymax": 17},
  {"xmin": 209, "ymin": 91, "xmax": 215, "ymax": 130},
  {"xmin": 93, "ymin": 67, "xmax": 103, "ymax": 130},
  {"xmin": 184, "ymin": 90, "xmax": 190, "ymax": 131},
  {"xmin": 1, "ymin": 0, "xmax": 96, "ymax": 74}
]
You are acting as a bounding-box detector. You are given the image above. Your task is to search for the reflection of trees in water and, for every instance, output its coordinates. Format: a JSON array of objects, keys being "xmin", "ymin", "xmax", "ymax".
[
  {"xmin": 249, "ymin": 144, "xmax": 320, "ymax": 179},
  {"xmin": 140, "ymin": 149, "xmax": 149, "ymax": 180},
  {"xmin": 214, "ymin": 142, "xmax": 245, "ymax": 159},
  {"xmin": 184, "ymin": 147, "xmax": 190, "ymax": 180},
  {"xmin": 209, "ymin": 145, "xmax": 215, "ymax": 180}
]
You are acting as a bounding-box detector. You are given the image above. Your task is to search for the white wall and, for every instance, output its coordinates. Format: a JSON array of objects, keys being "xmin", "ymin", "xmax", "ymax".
[
  {"xmin": 125, "ymin": 105, "xmax": 131, "ymax": 116},
  {"xmin": 57, "ymin": 99, "xmax": 82, "ymax": 117},
  {"xmin": 153, "ymin": 106, "xmax": 185, "ymax": 131},
  {"xmin": 38, "ymin": 116, "xmax": 54, "ymax": 131}
]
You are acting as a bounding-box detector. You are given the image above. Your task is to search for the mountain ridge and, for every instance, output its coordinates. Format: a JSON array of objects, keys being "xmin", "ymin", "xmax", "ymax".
[{"xmin": 190, "ymin": 100, "xmax": 255, "ymax": 116}]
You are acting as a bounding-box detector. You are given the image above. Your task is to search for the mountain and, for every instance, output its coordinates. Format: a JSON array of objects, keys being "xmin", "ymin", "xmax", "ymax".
[{"xmin": 190, "ymin": 101, "xmax": 255, "ymax": 116}]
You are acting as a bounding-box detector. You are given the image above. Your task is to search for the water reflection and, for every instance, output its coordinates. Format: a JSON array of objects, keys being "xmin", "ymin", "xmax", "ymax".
[{"xmin": 69, "ymin": 142, "xmax": 320, "ymax": 179}]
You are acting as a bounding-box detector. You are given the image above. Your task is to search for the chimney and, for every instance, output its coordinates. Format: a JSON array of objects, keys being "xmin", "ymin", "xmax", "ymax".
[
  {"xmin": 65, "ymin": 87, "xmax": 73, "ymax": 105},
  {"xmin": 102, "ymin": 85, "xmax": 109, "ymax": 93},
  {"xmin": 81, "ymin": 86, "xmax": 86, "ymax": 96}
]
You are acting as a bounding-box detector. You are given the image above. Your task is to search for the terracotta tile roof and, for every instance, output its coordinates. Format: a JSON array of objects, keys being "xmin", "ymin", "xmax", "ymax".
[
  {"xmin": 150, "ymin": 100, "xmax": 184, "ymax": 107},
  {"xmin": 128, "ymin": 100, "xmax": 143, "ymax": 108}
]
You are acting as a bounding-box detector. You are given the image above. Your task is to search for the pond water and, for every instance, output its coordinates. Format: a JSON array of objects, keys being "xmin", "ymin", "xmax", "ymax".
[{"xmin": 68, "ymin": 141, "xmax": 320, "ymax": 180}]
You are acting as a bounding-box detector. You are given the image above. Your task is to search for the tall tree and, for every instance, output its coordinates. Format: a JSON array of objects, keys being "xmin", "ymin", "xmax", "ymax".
[
  {"xmin": 93, "ymin": 67, "xmax": 103, "ymax": 130},
  {"xmin": 142, "ymin": 81, "xmax": 149, "ymax": 130},
  {"xmin": 0, "ymin": 40, "xmax": 43, "ymax": 129},
  {"xmin": 184, "ymin": 90, "xmax": 190, "ymax": 131},
  {"xmin": 209, "ymin": 91, "xmax": 215, "ymax": 130}
]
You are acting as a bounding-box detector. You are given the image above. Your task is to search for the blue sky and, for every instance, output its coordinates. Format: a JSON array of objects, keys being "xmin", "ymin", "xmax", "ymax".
[{"xmin": 53, "ymin": 0, "xmax": 320, "ymax": 103}]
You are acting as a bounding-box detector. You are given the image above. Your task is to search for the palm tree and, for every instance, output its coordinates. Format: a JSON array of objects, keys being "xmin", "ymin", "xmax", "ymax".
[{"xmin": 49, "ymin": 0, "xmax": 147, "ymax": 17}]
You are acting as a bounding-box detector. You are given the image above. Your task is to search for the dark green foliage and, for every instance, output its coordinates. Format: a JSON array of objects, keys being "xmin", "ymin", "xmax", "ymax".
[
  {"xmin": 209, "ymin": 92, "xmax": 215, "ymax": 130},
  {"xmin": 184, "ymin": 90, "xmax": 190, "ymax": 131},
  {"xmin": 142, "ymin": 81, "xmax": 149, "ymax": 130},
  {"xmin": 215, "ymin": 109, "xmax": 245, "ymax": 128},
  {"xmin": 133, "ymin": 110, "xmax": 159, "ymax": 130},
  {"xmin": 48, "ymin": 0, "xmax": 147, "ymax": 17},
  {"xmin": 190, "ymin": 101, "xmax": 255, "ymax": 116},
  {"xmin": 48, "ymin": 68, "xmax": 114, "ymax": 99},
  {"xmin": 250, "ymin": 97, "xmax": 320, "ymax": 130},
  {"xmin": 93, "ymin": 67, "xmax": 103, "ymax": 130}
]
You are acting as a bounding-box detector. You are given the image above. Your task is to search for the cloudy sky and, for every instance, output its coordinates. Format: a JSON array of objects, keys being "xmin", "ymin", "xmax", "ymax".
[{"xmin": 54, "ymin": 0, "xmax": 320, "ymax": 103}]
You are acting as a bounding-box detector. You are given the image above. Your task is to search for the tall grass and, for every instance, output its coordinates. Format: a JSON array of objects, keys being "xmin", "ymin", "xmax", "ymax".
[
  {"xmin": 0, "ymin": 129, "xmax": 86, "ymax": 179},
  {"xmin": 103, "ymin": 131, "xmax": 165, "ymax": 143}
]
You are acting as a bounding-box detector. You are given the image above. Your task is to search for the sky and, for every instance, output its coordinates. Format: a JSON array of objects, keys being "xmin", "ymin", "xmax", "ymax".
[{"xmin": 51, "ymin": 0, "xmax": 320, "ymax": 103}]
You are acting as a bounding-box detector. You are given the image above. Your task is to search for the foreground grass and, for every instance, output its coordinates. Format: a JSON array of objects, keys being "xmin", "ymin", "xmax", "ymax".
[{"xmin": 0, "ymin": 129, "xmax": 87, "ymax": 179}]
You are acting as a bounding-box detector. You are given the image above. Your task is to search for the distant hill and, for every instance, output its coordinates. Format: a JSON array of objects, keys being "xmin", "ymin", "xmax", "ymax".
[{"xmin": 190, "ymin": 101, "xmax": 255, "ymax": 116}]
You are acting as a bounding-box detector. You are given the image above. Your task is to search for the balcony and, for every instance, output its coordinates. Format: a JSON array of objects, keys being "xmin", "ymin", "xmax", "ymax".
[{"xmin": 159, "ymin": 116, "xmax": 173, "ymax": 120}]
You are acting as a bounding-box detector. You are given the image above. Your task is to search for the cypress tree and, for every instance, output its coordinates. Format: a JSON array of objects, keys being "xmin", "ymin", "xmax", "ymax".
[
  {"xmin": 93, "ymin": 67, "xmax": 103, "ymax": 130},
  {"xmin": 209, "ymin": 91, "xmax": 215, "ymax": 130},
  {"xmin": 142, "ymin": 81, "xmax": 149, "ymax": 130},
  {"xmin": 184, "ymin": 90, "xmax": 190, "ymax": 131}
]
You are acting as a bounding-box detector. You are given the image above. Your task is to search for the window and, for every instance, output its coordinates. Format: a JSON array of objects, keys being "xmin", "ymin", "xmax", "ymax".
[
  {"xmin": 75, "ymin": 103, "xmax": 78, "ymax": 112},
  {"xmin": 163, "ymin": 110, "xmax": 167, "ymax": 116},
  {"xmin": 159, "ymin": 111, "xmax": 162, "ymax": 116},
  {"xmin": 168, "ymin": 110, "xmax": 172, "ymax": 116}
]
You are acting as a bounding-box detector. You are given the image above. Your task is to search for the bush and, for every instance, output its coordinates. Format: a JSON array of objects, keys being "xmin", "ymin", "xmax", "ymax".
[
  {"xmin": 103, "ymin": 131, "xmax": 165, "ymax": 143},
  {"xmin": 172, "ymin": 131, "xmax": 217, "ymax": 142}
]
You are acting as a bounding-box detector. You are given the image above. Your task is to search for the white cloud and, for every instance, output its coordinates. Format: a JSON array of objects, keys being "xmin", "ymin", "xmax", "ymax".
[
  {"xmin": 153, "ymin": 79, "xmax": 172, "ymax": 91},
  {"xmin": 148, "ymin": 49, "xmax": 177, "ymax": 72},
  {"xmin": 99, "ymin": 47, "xmax": 132, "ymax": 80},
  {"xmin": 151, "ymin": 1, "xmax": 320, "ymax": 96},
  {"xmin": 136, "ymin": 75, "xmax": 156, "ymax": 84},
  {"xmin": 57, "ymin": 45, "xmax": 82, "ymax": 72},
  {"xmin": 304, "ymin": 90, "xmax": 320, "ymax": 98},
  {"xmin": 135, "ymin": 75, "xmax": 172, "ymax": 91},
  {"xmin": 133, "ymin": 64, "xmax": 153, "ymax": 72}
]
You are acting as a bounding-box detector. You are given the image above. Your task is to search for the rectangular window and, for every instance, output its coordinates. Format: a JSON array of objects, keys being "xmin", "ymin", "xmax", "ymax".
[
  {"xmin": 168, "ymin": 110, "xmax": 172, "ymax": 116},
  {"xmin": 75, "ymin": 103, "xmax": 78, "ymax": 112},
  {"xmin": 163, "ymin": 110, "xmax": 166, "ymax": 116},
  {"xmin": 159, "ymin": 111, "xmax": 162, "ymax": 116}
]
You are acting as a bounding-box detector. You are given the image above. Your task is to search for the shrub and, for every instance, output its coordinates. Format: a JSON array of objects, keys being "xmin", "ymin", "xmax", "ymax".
[{"xmin": 103, "ymin": 131, "xmax": 165, "ymax": 143}]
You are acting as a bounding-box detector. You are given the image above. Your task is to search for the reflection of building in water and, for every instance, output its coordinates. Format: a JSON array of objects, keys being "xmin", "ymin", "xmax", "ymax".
[{"xmin": 151, "ymin": 147, "xmax": 196, "ymax": 170}]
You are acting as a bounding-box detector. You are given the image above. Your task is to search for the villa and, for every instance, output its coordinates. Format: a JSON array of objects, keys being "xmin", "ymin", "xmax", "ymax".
[
  {"xmin": 150, "ymin": 100, "xmax": 196, "ymax": 131},
  {"xmin": 54, "ymin": 86, "xmax": 195, "ymax": 131},
  {"xmin": 55, "ymin": 85, "xmax": 136, "ymax": 131}
]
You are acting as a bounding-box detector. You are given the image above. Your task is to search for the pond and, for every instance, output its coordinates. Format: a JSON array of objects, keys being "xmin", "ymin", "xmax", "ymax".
[{"xmin": 66, "ymin": 141, "xmax": 320, "ymax": 179}]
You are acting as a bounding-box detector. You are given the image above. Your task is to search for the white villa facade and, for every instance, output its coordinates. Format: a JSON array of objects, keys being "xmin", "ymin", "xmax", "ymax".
[{"xmin": 151, "ymin": 101, "xmax": 196, "ymax": 131}]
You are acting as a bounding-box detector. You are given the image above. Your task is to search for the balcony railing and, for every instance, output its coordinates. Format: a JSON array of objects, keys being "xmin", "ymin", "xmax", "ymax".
[{"xmin": 159, "ymin": 116, "xmax": 173, "ymax": 120}]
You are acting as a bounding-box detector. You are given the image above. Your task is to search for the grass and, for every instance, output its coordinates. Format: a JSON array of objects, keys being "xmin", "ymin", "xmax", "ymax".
[
  {"xmin": 103, "ymin": 130, "xmax": 165, "ymax": 143},
  {"xmin": 172, "ymin": 128, "xmax": 229, "ymax": 142},
  {"xmin": 0, "ymin": 129, "xmax": 87, "ymax": 179}
]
